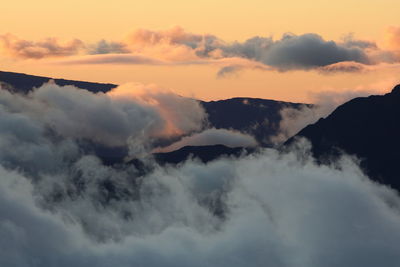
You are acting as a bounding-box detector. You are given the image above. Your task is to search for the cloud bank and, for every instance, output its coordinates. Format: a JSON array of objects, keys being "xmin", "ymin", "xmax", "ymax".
[
  {"xmin": 0, "ymin": 82, "xmax": 206, "ymax": 156},
  {"xmin": 270, "ymin": 88, "xmax": 387, "ymax": 144},
  {"xmin": 3, "ymin": 26, "xmax": 400, "ymax": 75},
  {"xmin": 0, "ymin": 82, "xmax": 399, "ymax": 266},
  {"xmin": 1, "ymin": 143, "xmax": 400, "ymax": 267}
]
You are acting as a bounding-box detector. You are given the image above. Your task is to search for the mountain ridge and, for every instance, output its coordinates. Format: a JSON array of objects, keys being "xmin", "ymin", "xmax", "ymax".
[{"xmin": 286, "ymin": 85, "xmax": 400, "ymax": 191}]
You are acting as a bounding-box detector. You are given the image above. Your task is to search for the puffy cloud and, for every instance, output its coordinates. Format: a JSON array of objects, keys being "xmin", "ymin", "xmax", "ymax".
[
  {"xmin": 154, "ymin": 128, "xmax": 258, "ymax": 152},
  {"xmin": 1, "ymin": 141, "xmax": 400, "ymax": 266},
  {"xmin": 0, "ymin": 82, "xmax": 206, "ymax": 156},
  {"xmin": 0, "ymin": 34, "xmax": 84, "ymax": 59},
  {"xmin": 126, "ymin": 26, "xmax": 221, "ymax": 54},
  {"xmin": 122, "ymin": 29, "xmax": 375, "ymax": 71},
  {"xmin": 120, "ymin": 26, "xmax": 220, "ymax": 61},
  {"xmin": 0, "ymin": 82, "xmax": 399, "ymax": 266},
  {"xmin": 3, "ymin": 27, "xmax": 400, "ymax": 75},
  {"xmin": 119, "ymin": 29, "xmax": 399, "ymax": 74},
  {"xmin": 251, "ymin": 33, "xmax": 369, "ymax": 70}
]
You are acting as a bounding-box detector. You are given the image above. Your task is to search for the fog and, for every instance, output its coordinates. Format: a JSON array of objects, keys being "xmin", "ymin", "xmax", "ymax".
[{"xmin": 0, "ymin": 83, "xmax": 399, "ymax": 267}]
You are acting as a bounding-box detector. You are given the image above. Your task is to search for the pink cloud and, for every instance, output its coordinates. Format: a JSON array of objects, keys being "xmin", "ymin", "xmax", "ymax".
[{"xmin": 0, "ymin": 34, "xmax": 84, "ymax": 59}]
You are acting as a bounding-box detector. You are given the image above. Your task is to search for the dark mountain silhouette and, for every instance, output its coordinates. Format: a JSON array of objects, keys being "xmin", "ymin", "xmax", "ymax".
[
  {"xmin": 287, "ymin": 85, "xmax": 400, "ymax": 192},
  {"xmin": 0, "ymin": 70, "xmax": 116, "ymax": 93},
  {"xmin": 202, "ymin": 98, "xmax": 310, "ymax": 145}
]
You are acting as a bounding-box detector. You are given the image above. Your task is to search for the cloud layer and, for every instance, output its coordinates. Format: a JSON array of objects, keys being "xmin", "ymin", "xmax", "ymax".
[
  {"xmin": 1, "ymin": 142, "xmax": 400, "ymax": 267},
  {"xmin": 0, "ymin": 82, "xmax": 206, "ymax": 156},
  {"xmin": 0, "ymin": 82, "xmax": 399, "ymax": 266},
  {"xmin": 3, "ymin": 26, "xmax": 400, "ymax": 75}
]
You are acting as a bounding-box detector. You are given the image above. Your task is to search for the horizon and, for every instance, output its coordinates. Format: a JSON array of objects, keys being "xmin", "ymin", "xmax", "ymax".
[{"xmin": 1, "ymin": 0, "xmax": 400, "ymax": 102}]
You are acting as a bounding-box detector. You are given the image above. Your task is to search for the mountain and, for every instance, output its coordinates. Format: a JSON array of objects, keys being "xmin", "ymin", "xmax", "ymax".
[
  {"xmin": 0, "ymin": 70, "xmax": 116, "ymax": 93},
  {"xmin": 287, "ymin": 85, "xmax": 400, "ymax": 191},
  {"xmin": 201, "ymin": 98, "xmax": 310, "ymax": 146},
  {"xmin": 0, "ymin": 70, "xmax": 311, "ymax": 148}
]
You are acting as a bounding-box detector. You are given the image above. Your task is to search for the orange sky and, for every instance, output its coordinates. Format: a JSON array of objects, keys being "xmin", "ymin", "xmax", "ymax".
[{"xmin": 1, "ymin": 0, "xmax": 400, "ymax": 102}]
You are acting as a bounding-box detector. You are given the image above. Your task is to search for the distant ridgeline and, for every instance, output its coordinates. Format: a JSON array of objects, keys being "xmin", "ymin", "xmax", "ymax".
[
  {"xmin": 0, "ymin": 71, "xmax": 117, "ymax": 94},
  {"xmin": 286, "ymin": 85, "xmax": 400, "ymax": 192},
  {"xmin": 0, "ymin": 70, "xmax": 310, "ymax": 147}
]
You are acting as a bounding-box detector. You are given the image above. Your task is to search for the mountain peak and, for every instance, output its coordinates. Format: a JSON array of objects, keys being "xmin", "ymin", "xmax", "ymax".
[
  {"xmin": 391, "ymin": 84, "xmax": 400, "ymax": 95},
  {"xmin": 287, "ymin": 87, "xmax": 400, "ymax": 192}
]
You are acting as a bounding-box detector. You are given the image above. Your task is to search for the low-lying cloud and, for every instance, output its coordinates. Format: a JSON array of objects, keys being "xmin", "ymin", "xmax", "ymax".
[
  {"xmin": 1, "ymin": 141, "xmax": 400, "ymax": 267},
  {"xmin": 154, "ymin": 128, "xmax": 258, "ymax": 152},
  {"xmin": 0, "ymin": 81, "xmax": 206, "ymax": 156},
  {"xmin": 270, "ymin": 88, "xmax": 389, "ymax": 144},
  {"xmin": 0, "ymin": 82, "xmax": 399, "ymax": 266}
]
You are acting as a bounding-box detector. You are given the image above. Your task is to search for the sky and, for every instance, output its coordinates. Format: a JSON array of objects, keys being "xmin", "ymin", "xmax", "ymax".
[
  {"xmin": 1, "ymin": 0, "xmax": 400, "ymax": 101},
  {"xmin": 2, "ymin": 3, "xmax": 400, "ymax": 265}
]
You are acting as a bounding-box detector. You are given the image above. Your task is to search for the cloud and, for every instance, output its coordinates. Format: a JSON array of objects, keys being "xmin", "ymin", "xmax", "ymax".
[
  {"xmin": 56, "ymin": 53, "xmax": 166, "ymax": 65},
  {"xmin": 154, "ymin": 128, "xmax": 258, "ymax": 152},
  {"xmin": 0, "ymin": 82, "xmax": 206, "ymax": 156},
  {"xmin": 251, "ymin": 33, "xmax": 369, "ymax": 70},
  {"xmin": 341, "ymin": 33, "xmax": 378, "ymax": 49},
  {"xmin": 0, "ymin": 34, "xmax": 84, "ymax": 59},
  {"xmin": 127, "ymin": 26, "xmax": 219, "ymax": 48},
  {"xmin": 123, "ymin": 29, "xmax": 375, "ymax": 72},
  {"xmin": 216, "ymin": 61, "xmax": 271, "ymax": 78},
  {"xmin": 3, "ymin": 27, "xmax": 400, "ymax": 75},
  {"xmin": 120, "ymin": 26, "xmax": 220, "ymax": 61},
  {"xmin": 270, "ymin": 88, "xmax": 387, "ymax": 144},
  {"xmin": 56, "ymin": 53, "xmax": 272, "ymax": 78},
  {"xmin": 216, "ymin": 65, "xmax": 244, "ymax": 77},
  {"xmin": 1, "ymin": 141, "xmax": 400, "ymax": 266},
  {"xmin": 0, "ymin": 82, "xmax": 399, "ymax": 266},
  {"xmin": 318, "ymin": 61, "xmax": 369, "ymax": 74},
  {"xmin": 87, "ymin": 40, "xmax": 130, "ymax": 54},
  {"xmin": 385, "ymin": 26, "xmax": 400, "ymax": 51}
]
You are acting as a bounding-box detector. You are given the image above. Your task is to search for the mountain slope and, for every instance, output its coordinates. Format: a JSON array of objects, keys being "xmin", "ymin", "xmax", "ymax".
[
  {"xmin": 287, "ymin": 85, "xmax": 400, "ymax": 191},
  {"xmin": 0, "ymin": 70, "xmax": 116, "ymax": 93},
  {"xmin": 201, "ymin": 98, "xmax": 310, "ymax": 145}
]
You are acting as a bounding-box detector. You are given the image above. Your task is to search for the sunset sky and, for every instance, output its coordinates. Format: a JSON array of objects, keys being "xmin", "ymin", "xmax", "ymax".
[{"xmin": 2, "ymin": 0, "xmax": 400, "ymax": 101}]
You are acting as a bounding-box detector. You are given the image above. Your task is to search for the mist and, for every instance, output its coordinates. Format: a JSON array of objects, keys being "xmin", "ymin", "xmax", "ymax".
[{"xmin": 0, "ymin": 83, "xmax": 399, "ymax": 267}]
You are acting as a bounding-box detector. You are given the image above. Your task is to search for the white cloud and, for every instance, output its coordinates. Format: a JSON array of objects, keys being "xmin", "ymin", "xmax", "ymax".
[
  {"xmin": 0, "ymin": 82, "xmax": 206, "ymax": 156},
  {"xmin": 154, "ymin": 128, "xmax": 257, "ymax": 152},
  {"xmin": 270, "ymin": 88, "xmax": 388, "ymax": 144},
  {"xmin": 0, "ymin": 143, "xmax": 400, "ymax": 266},
  {"xmin": 0, "ymin": 82, "xmax": 399, "ymax": 266}
]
